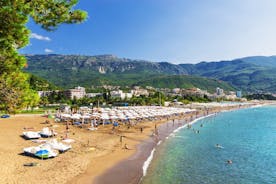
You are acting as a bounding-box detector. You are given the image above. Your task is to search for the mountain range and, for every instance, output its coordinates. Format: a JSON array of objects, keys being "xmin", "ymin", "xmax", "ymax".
[{"xmin": 24, "ymin": 54, "xmax": 276, "ymax": 92}]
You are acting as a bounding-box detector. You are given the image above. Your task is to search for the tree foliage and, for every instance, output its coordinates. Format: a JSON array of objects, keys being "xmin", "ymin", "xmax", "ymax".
[{"xmin": 0, "ymin": 0, "xmax": 87, "ymax": 113}]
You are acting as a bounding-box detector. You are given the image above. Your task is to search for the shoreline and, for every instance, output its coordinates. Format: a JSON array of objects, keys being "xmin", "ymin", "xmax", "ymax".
[
  {"xmin": 93, "ymin": 118, "xmax": 188, "ymax": 184},
  {"xmin": 77, "ymin": 103, "xmax": 264, "ymax": 184},
  {"xmin": 93, "ymin": 113, "xmax": 218, "ymax": 184}
]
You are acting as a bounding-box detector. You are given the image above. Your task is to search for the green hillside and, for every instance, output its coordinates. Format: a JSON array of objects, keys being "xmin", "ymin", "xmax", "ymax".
[
  {"xmin": 24, "ymin": 54, "xmax": 276, "ymax": 92},
  {"xmin": 240, "ymin": 56, "xmax": 276, "ymax": 67},
  {"xmin": 135, "ymin": 75, "xmax": 235, "ymax": 92},
  {"xmin": 28, "ymin": 74, "xmax": 59, "ymax": 91},
  {"xmin": 24, "ymin": 54, "xmax": 187, "ymax": 88},
  {"xmin": 180, "ymin": 59, "xmax": 276, "ymax": 92}
]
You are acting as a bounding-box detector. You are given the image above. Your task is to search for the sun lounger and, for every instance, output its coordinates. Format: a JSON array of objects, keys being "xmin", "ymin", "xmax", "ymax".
[
  {"xmin": 88, "ymin": 127, "xmax": 98, "ymax": 131},
  {"xmin": 22, "ymin": 131, "xmax": 41, "ymax": 139},
  {"xmin": 45, "ymin": 139, "xmax": 72, "ymax": 153},
  {"xmin": 39, "ymin": 127, "xmax": 57, "ymax": 137},
  {"xmin": 62, "ymin": 138, "xmax": 75, "ymax": 143}
]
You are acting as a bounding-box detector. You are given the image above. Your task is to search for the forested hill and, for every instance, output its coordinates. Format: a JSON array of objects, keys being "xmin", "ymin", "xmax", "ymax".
[
  {"xmin": 135, "ymin": 75, "xmax": 235, "ymax": 93},
  {"xmin": 24, "ymin": 54, "xmax": 188, "ymax": 88},
  {"xmin": 24, "ymin": 54, "xmax": 276, "ymax": 92}
]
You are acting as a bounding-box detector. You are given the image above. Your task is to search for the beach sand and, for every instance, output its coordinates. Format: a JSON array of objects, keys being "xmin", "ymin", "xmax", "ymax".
[
  {"xmin": 0, "ymin": 103, "xmax": 262, "ymax": 184},
  {"xmin": 0, "ymin": 113, "xmax": 183, "ymax": 184}
]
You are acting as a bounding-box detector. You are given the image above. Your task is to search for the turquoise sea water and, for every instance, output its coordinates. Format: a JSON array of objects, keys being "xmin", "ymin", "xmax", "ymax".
[{"xmin": 142, "ymin": 106, "xmax": 276, "ymax": 184}]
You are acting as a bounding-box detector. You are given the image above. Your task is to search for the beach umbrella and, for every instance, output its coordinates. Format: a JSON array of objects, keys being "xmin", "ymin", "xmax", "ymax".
[
  {"xmin": 61, "ymin": 114, "xmax": 71, "ymax": 118},
  {"xmin": 79, "ymin": 115, "xmax": 90, "ymax": 126},
  {"xmin": 71, "ymin": 114, "xmax": 81, "ymax": 119},
  {"xmin": 35, "ymin": 150, "xmax": 49, "ymax": 159},
  {"xmin": 110, "ymin": 115, "xmax": 118, "ymax": 120}
]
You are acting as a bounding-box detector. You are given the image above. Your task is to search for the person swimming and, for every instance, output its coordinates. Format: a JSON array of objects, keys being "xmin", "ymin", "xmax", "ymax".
[
  {"xmin": 215, "ymin": 144, "xmax": 224, "ymax": 149},
  {"xmin": 193, "ymin": 130, "xmax": 200, "ymax": 134},
  {"xmin": 227, "ymin": 160, "xmax": 233, "ymax": 164}
]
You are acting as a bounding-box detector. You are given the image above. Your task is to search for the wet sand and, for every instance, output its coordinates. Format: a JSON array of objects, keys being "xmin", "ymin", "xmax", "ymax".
[{"xmin": 94, "ymin": 119, "xmax": 180, "ymax": 184}]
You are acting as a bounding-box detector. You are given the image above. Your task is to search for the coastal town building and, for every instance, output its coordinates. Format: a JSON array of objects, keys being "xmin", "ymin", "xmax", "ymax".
[
  {"xmin": 172, "ymin": 88, "xmax": 181, "ymax": 94},
  {"xmin": 224, "ymin": 91, "xmax": 238, "ymax": 100},
  {"xmin": 37, "ymin": 90, "xmax": 60, "ymax": 97},
  {"xmin": 64, "ymin": 86, "xmax": 86, "ymax": 100},
  {"xmin": 145, "ymin": 86, "xmax": 155, "ymax": 90},
  {"xmin": 131, "ymin": 88, "xmax": 149, "ymax": 97},
  {"xmin": 110, "ymin": 90, "xmax": 133, "ymax": 99},
  {"xmin": 86, "ymin": 93, "xmax": 103, "ymax": 98},
  {"xmin": 182, "ymin": 88, "xmax": 209, "ymax": 97},
  {"xmin": 225, "ymin": 94, "xmax": 237, "ymax": 100},
  {"xmin": 216, "ymin": 87, "xmax": 224, "ymax": 96},
  {"xmin": 236, "ymin": 91, "xmax": 242, "ymax": 98},
  {"xmin": 228, "ymin": 91, "xmax": 236, "ymax": 96}
]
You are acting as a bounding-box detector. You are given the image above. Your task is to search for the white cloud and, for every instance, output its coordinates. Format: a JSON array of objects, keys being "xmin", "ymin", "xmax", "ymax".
[
  {"xmin": 30, "ymin": 33, "xmax": 51, "ymax": 41},
  {"xmin": 44, "ymin": 48, "xmax": 54, "ymax": 53}
]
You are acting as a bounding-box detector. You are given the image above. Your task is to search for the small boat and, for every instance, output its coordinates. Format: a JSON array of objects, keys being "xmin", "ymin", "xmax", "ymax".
[
  {"xmin": 22, "ymin": 131, "xmax": 41, "ymax": 139},
  {"xmin": 39, "ymin": 127, "xmax": 57, "ymax": 137}
]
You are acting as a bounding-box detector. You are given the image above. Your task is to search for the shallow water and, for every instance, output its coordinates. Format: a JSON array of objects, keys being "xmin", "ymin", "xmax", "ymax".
[{"xmin": 142, "ymin": 106, "xmax": 276, "ymax": 184}]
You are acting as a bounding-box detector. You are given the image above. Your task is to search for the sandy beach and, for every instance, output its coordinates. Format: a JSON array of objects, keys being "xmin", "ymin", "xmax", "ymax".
[
  {"xmin": 0, "ymin": 102, "xmax": 265, "ymax": 184},
  {"xmin": 0, "ymin": 111, "xmax": 185, "ymax": 184}
]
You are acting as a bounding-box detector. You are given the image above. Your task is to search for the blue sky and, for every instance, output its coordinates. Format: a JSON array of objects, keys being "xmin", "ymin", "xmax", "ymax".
[{"xmin": 21, "ymin": 0, "xmax": 276, "ymax": 63}]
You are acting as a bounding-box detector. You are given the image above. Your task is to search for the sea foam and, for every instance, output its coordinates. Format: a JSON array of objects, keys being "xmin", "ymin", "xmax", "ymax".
[{"xmin": 142, "ymin": 148, "xmax": 156, "ymax": 176}]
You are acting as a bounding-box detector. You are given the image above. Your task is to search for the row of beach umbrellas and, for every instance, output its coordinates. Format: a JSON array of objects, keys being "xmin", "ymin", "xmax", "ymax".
[{"xmin": 57, "ymin": 106, "xmax": 196, "ymax": 122}]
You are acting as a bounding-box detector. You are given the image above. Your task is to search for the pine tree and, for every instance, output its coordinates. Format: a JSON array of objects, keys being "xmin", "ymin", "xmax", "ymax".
[{"xmin": 0, "ymin": 0, "xmax": 87, "ymax": 113}]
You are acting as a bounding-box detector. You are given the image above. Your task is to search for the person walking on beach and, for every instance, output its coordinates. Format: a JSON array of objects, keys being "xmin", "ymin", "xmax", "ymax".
[
  {"xmin": 120, "ymin": 135, "xmax": 123, "ymax": 143},
  {"xmin": 140, "ymin": 127, "xmax": 143, "ymax": 133},
  {"xmin": 112, "ymin": 126, "xmax": 115, "ymax": 134},
  {"xmin": 50, "ymin": 128, "xmax": 55, "ymax": 137}
]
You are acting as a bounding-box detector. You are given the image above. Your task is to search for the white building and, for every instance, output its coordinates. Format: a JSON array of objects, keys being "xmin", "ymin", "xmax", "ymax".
[
  {"xmin": 110, "ymin": 90, "xmax": 133, "ymax": 99},
  {"xmin": 131, "ymin": 88, "xmax": 149, "ymax": 97},
  {"xmin": 172, "ymin": 88, "xmax": 181, "ymax": 94},
  {"xmin": 216, "ymin": 87, "xmax": 224, "ymax": 96},
  {"xmin": 86, "ymin": 93, "xmax": 102, "ymax": 98},
  {"xmin": 38, "ymin": 90, "xmax": 59, "ymax": 97},
  {"xmin": 65, "ymin": 86, "xmax": 86, "ymax": 99}
]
